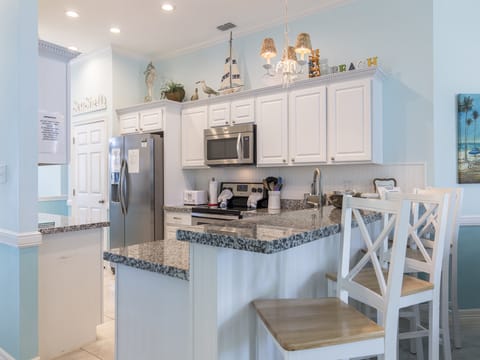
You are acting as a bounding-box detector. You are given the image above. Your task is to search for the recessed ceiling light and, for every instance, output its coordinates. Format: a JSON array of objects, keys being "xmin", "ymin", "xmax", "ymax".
[
  {"xmin": 161, "ymin": 3, "xmax": 175, "ymax": 12},
  {"xmin": 68, "ymin": 46, "xmax": 78, "ymax": 51},
  {"xmin": 110, "ymin": 27, "xmax": 121, "ymax": 34},
  {"xmin": 65, "ymin": 10, "xmax": 79, "ymax": 18}
]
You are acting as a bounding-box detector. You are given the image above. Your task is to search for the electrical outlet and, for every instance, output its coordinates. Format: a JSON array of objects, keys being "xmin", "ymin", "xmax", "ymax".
[{"xmin": 0, "ymin": 163, "xmax": 7, "ymax": 184}]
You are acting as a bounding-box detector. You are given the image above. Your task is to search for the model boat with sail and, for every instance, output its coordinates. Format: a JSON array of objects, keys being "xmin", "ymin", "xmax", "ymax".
[{"xmin": 218, "ymin": 31, "xmax": 244, "ymax": 95}]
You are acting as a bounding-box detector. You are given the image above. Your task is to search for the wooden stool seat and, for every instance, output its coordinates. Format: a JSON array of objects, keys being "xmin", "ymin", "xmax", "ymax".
[
  {"xmin": 326, "ymin": 268, "xmax": 433, "ymax": 297},
  {"xmin": 253, "ymin": 298, "xmax": 384, "ymax": 351},
  {"xmin": 354, "ymin": 268, "xmax": 433, "ymax": 296}
]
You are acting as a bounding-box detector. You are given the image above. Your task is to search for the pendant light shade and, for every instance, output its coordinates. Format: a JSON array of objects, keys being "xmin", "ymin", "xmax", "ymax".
[
  {"xmin": 283, "ymin": 46, "xmax": 297, "ymax": 61},
  {"xmin": 294, "ymin": 32, "xmax": 312, "ymax": 59},
  {"xmin": 260, "ymin": 38, "xmax": 277, "ymax": 62}
]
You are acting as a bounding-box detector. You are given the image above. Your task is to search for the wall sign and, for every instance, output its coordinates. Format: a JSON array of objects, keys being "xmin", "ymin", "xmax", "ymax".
[
  {"xmin": 72, "ymin": 94, "xmax": 107, "ymax": 116},
  {"xmin": 39, "ymin": 111, "xmax": 66, "ymax": 164}
]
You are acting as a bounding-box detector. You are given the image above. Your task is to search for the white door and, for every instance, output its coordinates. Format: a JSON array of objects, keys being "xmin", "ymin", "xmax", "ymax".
[
  {"xmin": 139, "ymin": 107, "xmax": 164, "ymax": 132},
  {"xmin": 327, "ymin": 79, "xmax": 372, "ymax": 163},
  {"xmin": 256, "ymin": 93, "xmax": 288, "ymax": 166},
  {"xmin": 231, "ymin": 98, "xmax": 255, "ymax": 125},
  {"xmin": 208, "ymin": 102, "xmax": 230, "ymax": 127},
  {"xmin": 289, "ymin": 86, "xmax": 327, "ymax": 164},
  {"xmin": 71, "ymin": 120, "xmax": 108, "ymax": 223}
]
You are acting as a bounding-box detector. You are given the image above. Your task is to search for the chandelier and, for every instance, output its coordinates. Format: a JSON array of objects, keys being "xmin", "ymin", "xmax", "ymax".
[{"xmin": 260, "ymin": 0, "xmax": 312, "ymax": 87}]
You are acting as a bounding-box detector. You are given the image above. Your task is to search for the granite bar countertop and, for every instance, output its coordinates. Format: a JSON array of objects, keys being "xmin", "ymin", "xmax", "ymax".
[
  {"xmin": 177, "ymin": 206, "xmax": 381, "ymax": 254},
  {"xmin": 104, "ymin": 239, "xmax": 189, "ymax": 281},
  {"xmin": 38, "ymin": 213, "xmax": 109, "ymax": 235}
]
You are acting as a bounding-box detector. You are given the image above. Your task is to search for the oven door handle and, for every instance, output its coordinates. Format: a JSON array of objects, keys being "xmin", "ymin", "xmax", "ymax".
[{"xmin": 236, "ymin": 133, "xmax": 242, "ymax": 160}]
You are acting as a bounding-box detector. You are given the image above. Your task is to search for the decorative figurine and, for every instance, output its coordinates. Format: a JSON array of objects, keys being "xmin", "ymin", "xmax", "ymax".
[
  {"xmin": 349, "ymin": 62, "xmax": 356, "ymax": 71},
  {"xmin": 309, "ymin": 49, "xmax": 320, "ymax": 78},
  {"xmin": 367, "ymin": 56, "xmax": 378, "ymax": 67},
  {"xmin": 196, "ymin": 80, "xmax": 219, "ymax": 97},
  {"xmin": 144, "ymin": 62, "xmax": 156, "ymax": 102},
  {"xmin": 190, "ymin": 88, "xmax": 199, "ymax": 101}
]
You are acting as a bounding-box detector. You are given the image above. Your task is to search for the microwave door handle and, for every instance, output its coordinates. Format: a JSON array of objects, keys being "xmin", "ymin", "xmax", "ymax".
[{"xmin": 236, "ymin": 133, "xmax": 242, "ymax": 160}]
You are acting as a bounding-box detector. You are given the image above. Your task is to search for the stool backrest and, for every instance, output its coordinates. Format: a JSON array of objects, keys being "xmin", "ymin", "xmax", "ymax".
[{"xmin": 337, "ymin": 196, "xmax": 411, "ymax": 334}]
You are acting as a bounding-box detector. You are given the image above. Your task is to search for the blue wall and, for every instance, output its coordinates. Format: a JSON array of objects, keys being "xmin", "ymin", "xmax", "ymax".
[{"xmin": 157, "ymin": 0, "xmax": 434, "ymax": 177}]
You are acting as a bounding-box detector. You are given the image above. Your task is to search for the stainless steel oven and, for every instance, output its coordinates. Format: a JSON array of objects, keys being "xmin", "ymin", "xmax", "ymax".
[
  {"xmin": 191, "ymin": 211, "xmax": 241, "ymax": 225},
  {"xmin": 204, "ymin": 124, "xmax": 256, "ymax": 166}
]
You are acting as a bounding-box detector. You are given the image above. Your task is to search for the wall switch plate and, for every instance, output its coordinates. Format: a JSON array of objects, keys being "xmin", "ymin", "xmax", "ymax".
[{"xmin": 0, "ymin": 163, "xmax": 7, "ymax": 184}]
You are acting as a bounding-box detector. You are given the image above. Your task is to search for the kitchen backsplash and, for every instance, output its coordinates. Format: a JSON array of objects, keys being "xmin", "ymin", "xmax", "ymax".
[{"xmin": 186, "ymin": 163, "xmax": 426, "ymax": 200}]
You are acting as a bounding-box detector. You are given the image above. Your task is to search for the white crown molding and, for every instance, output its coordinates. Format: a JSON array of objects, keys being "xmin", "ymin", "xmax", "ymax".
[
  {"xmin": 38, "ymin": 39, "xmax": 80, "ymax": 61},
  {"xmin": 153, "ymin": 0, "xmax": 354, "ymax": 59},
  {"xmin": 0, "ymin": 229, "xmax": 42, "ymax": 248},
  {"xmin": 0, "ymin": 347, "xmax": 15, "ymax": 360},
  {"xmin": 69, "ymin": 46, "xmax": 113, "ymax": 66},
  {"xmin": 458, "ymin": 215, "xmax": 480, "ymax": 226}
]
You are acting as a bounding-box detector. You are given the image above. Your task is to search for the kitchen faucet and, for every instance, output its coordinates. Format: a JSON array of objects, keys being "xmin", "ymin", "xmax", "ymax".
[{"xmin": 305, "ymin": 168, "xmax": 324, "ymax": 208}]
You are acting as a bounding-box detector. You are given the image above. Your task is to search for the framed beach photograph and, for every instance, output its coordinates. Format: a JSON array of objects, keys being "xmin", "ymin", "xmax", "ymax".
[{"xmin": 457, "ymin": 94, "xmax": 480, "ymax": 183}]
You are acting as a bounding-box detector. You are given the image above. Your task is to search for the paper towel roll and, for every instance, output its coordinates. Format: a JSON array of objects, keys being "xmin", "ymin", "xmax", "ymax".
[{"xmin": 209, "ymin": 177, "xmax": 218, "ymax": 206}]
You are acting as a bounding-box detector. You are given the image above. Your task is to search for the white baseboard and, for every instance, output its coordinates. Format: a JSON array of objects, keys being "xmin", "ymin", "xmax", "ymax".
[
  {"xmin": 459, "ymin": 308, "xmax": 480, "ymax": 319},
  {"xmin": 459, "ymin": 215, "xmax": 480, "ymax": 226},
  {"xmin": 0, "ymin": 228, "xmax": 42, "ymax": 248},
  {"xmin": 0, "ymin": 347, "xmax": 15, "ymax": 360}
]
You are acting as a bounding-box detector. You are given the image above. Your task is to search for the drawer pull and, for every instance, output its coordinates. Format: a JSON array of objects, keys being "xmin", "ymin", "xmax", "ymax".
[{"xmin": 173, "ymin": 217, "xmax": 182, "ymax": 220}]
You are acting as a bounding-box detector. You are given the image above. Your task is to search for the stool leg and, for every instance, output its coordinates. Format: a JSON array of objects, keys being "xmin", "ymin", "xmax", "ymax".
[
  {"xmin": 411, "ymin": 305, "xmax": 424, "ymax": 359},
  {"xmin": 428, "ymin": 299, "xmax": 440, "ymax": 360},
  {"xmin": 441, "ymin": 266, "xmax": 452, "ymax": 360},
  {"xmin": 451, "ymin": 248, "xmax": 462, "ymax": 348}
]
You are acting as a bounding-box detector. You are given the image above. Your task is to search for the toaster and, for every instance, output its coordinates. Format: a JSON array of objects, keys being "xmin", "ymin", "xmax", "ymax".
[{"xmin": 183, "ymin": 190, "xmax": 208, "ymax": 205}]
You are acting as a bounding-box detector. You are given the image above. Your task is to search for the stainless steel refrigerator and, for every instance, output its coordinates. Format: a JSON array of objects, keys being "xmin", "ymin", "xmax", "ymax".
[{"xmin": 109, "ymin": 133, "xmax": 164, "ymax": 249}]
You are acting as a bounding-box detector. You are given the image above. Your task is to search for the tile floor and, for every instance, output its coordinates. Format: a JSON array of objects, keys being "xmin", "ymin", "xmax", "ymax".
[{"xmin": 54, "ymin": 264, "xmax": 479, "ymax": 360}]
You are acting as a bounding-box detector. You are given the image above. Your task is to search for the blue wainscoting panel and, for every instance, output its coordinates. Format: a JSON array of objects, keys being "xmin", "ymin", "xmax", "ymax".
[
  {"xmin": 457, "ymin": 226, "xmax": 480, "ymax": 309},
  {"xmin": 38, "ymin": 199, "xmax": 68, "ymax": 216},
  {"xmin": 0, "ymin": 244, "xmax": 38, "ymax": 360}
]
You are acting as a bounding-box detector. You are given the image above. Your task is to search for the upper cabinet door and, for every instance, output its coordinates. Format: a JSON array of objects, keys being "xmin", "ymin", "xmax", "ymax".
[
  {"xmin": 181, "ymin": 106, "xmax": 208, "ymax": 168},
  {"xmin": 119, "ymin": 113, "xmax": 139, "ymax": 134},
  {"xmin": 328, "ymin": 78, "xmax": 375, "ymax": 163},
  {"xmin": 209, "ymin": 103, "xmax": 230, "ymax": 127},
  {"xmin": 256, "ymin": 93, "xmax": 288, "ymax": 166},
  {"xmin": 139, "ymin": 108, "xmax": 164, "ymax": 133},
  {"xmin": 289, "ymin": 86, "xmax": 327, "ymax": 165},
  {"xmin": 231, "ymin": 98, "xmax": 255, "ymax": 125}
]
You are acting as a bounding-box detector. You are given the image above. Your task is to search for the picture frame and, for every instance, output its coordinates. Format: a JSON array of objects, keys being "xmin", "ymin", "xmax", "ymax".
[{"xmin": 457, "ymin": 93, "xmax": 480, "ymax": 183}]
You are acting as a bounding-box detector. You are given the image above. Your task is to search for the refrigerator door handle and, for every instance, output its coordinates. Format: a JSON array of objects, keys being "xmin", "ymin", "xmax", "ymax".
[
  {"xmin": 122, "ymin": 159, "xmax": 129, "ymax": 213},
  {"xmin": 119, "ymin": 159, "xmax": 127, "ymax": 215}
]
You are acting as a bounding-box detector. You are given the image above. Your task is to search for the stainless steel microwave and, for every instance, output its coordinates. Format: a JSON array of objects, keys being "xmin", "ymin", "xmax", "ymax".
[{"xmin": 204, "ymin": 124, "xmax": 256, "ymax": 166}]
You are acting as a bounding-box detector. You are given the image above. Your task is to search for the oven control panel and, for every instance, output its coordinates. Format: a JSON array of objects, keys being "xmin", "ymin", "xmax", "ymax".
[{"xmin": 220, "ymin": 182, "xmax": 265, "ymax": 198}]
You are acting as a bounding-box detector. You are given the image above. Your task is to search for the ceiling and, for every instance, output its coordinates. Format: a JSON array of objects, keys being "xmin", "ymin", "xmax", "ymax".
[{"xmin": 38, "ymin": 0, "xmax": 352, "ymax": 59}]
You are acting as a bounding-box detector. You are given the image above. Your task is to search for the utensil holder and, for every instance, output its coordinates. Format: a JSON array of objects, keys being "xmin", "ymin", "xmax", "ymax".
[{"xmin": 268, "ymin": 191, "xmax": 281, "ymax": 210}]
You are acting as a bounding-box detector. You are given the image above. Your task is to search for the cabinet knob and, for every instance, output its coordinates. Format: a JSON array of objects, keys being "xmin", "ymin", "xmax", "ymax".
[
  {"xmin": 283, "ymin": 159, "xmax": 286, "ymax": 163},
  {"xmin": 139, "ymin": 128, "xmax": 143, "ymax": 131},
  {"xmin": 98, "ymin": 200, "xmax": 105, "ymax": 204},
  {"xmin": 225, "ymin": 121, "xmax": 228, "ymax": 125},
  {"xmin": 135, "ymin": 128, "xmax": 138, "ymax": 132},
  {"xmin": 291, "ymin": 158, "xmax": 295, "ymax": 162},
  {"xmin": 331, "ymin": 157, "xmax": 335, "ymax": 161},
  {"xmin": 232, "ymin": 120, "xmax": 236, "ymax": 124}
]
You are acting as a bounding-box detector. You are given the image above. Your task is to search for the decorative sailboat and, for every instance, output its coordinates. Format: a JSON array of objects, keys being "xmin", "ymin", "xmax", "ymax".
[{"xmin": 218, "ymin": 31, "xmax": 243, "ymax": 94}]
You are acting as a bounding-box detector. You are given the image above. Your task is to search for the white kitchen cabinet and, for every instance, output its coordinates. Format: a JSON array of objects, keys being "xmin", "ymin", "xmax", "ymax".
[
  {"xmin": 208, "ymin": 102, "xmax": 230, "ymax": 127},
  {"xmin": 256, "ymin": 93, "xmax": 288, "ymax": 166},
  {"xmin": 182, "ymin": 106, "xmax": 208, "ymax": 168},
  {"xmin": 119, "ymin": 107, "xmax": 164, "ymax": 134},
  {"xmin": 289, "ymin": 86, "xmax": 327, "ymax": 164},
  {"xmin": 208, "ymin": 97, "xmax": 255, "ymax": 127},
  {"xmin": 327, "ymin": 77, "xmax": 382, "ymax": 163},
  {"xmin": 164, "ymin": 211, "xmax": 192, "ymax": 251}
]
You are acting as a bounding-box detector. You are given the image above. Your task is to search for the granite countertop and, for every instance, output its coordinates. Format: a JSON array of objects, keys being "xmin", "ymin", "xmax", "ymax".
[
  {"xmin": 104, "ymin": 239, "xmax": 189, "ymax": 281},
  {"xmin": 38, "ymin": 213, "xmax": 110, "ymax": 235},
  {"xmin": 177, "ymin": 206, "xmax": 381, "ymax": 254},
  {"xmin": 164, "ymin": 205, "xmax": 193, "ymax": 213},
  {"xmin": 104, "ymin": 205, "xmax": 380, "ymax": 279}
]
